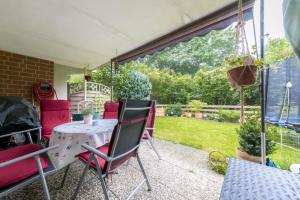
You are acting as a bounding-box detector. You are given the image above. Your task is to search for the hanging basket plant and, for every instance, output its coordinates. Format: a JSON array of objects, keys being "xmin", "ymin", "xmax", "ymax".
[
  {"xmin": 225, "ymin": 0, "xmax": 258, "ymax": 89},
  {"xmin": 84, "ymin": 67, "xmax": 92, "ymax": 81},
  {"xmin": 226, "ymin": 55, "xmax": 257, "ymax": 88}
]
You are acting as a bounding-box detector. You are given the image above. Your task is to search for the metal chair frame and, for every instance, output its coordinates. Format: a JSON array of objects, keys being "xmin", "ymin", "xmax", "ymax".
[
  {"xmin": 0, "ymin": 127, "xmax": 58, "ymax": 200},
  {"xmin": 72, "ymin": 100, "xmax": 152, "ymax": 200}
]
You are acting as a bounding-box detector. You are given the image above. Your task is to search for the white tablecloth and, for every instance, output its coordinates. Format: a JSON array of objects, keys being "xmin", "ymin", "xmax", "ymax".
[{"xmin": 48, "ymin": 119, "xmax": 118, "ymax": 169}]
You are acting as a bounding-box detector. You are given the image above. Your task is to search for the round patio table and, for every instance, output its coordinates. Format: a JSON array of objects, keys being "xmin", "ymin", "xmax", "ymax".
[{"xmin": 48, "ymin": 119, "xmax": 117, "ymax": 170}]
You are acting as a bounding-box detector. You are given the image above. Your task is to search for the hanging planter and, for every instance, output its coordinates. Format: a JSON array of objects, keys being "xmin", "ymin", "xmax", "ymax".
[
  {"xmin": 225, "ymin": 0, "xmax": 258, "ymax": 89},
  {"xmin": 84, "ymin": 67, "xmax": 92, "ymax": 81},
  {"xmin": 226, "ymin": 55, "xmax": 257, "ymax": 88}
]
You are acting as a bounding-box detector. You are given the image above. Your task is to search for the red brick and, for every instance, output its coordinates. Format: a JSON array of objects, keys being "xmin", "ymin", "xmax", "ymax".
[
  {"xmin": 25, "ymin": 60, "xmax": 37, "ymax": 65},
  {"xmin": 6, "ymin": 70, "xmax": 20, "ymax": 76},
  {"xmin": 26, "ymin": 56, "xmax": 40, "ymax": 63},
  {"xmin": 7, "ymin": 66, "xmax": 22, "ymax": 71},
  {"xmin": 5, "ymin": 61, "xmax": 19, "ymax": 67},
  {"xmin": 39, "ymin": 58, "xmax": 50, "ymax": 64},
  {"xmin": 9, "ymin": 57, "xmax": 24, "ymax": 63},
  {"xmin": 22, "ymin": 76, "xmax": 36, "ymax": 82},
  {"xmin": 0, "ymin": 50, "xmax": 53, "ymax": 101},
  {"xmin": 23, "ymin": 68, "xmax": 36, "ymax": 74},
  {"xmin": 12, "ymin": 53, "xmax": 26, "ymax": 59}
]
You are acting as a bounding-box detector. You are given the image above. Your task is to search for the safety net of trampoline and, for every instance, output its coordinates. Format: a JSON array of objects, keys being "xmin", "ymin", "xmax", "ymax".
[{"xmin": 265, "ymin": 57, "xmax": 300, "ymax": 128}]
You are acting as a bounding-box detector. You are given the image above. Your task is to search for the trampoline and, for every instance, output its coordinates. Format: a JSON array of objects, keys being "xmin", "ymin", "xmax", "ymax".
[{"xmin": 265, "ymin": 57, "xmax": 300, "ymax": 132}]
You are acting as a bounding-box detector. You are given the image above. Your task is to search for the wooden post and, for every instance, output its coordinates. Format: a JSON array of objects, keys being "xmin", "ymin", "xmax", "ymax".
[
  {"xmin": 240, "ymin": 86, "xmax": 245, "ymax": 123},
  {"xmin": 84, "ymin": 80, "xmax": 87, "ymax": 101}
]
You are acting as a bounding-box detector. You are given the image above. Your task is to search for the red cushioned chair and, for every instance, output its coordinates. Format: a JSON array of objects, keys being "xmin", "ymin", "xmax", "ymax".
[
  {"xmin": 72, "ymin": 99, "xmax": 152, "ymax": 200},
  {"xmin": 0, "ymin": 128, "xmax": 58, "ymax": 200},
  {"xmin": 143, "ymin": 100, "xmax": 161, "ymax": 159},
  {"xmin": 102, "ymin": 102, "xmax": 119, "ymax": 119},
  {"xmin": 40, "ymin": 100, "xmax": 71, "ymax": 141}
]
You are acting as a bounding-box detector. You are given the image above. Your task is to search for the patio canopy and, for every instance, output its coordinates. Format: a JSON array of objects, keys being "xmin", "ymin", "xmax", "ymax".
[{"xmin": 0, "ymin": 0, "xmax": 253, "ymax": 69}]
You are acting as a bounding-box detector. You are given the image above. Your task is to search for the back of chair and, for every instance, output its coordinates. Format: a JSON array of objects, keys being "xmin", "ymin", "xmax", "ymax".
[
  {"xmin": 103, "ymin": 102, "xmax": 119, "ymax": 119},
  {"xmin": 40, "ymin": 100, "xmax": 71, "ymax": 139},
  {"xmin": 105, "ymin": 99, "xmax": 152, "ymax": 172},
  {"xmin": 146, "ymin": 100, "xmax": 156, "ymax": 137}
]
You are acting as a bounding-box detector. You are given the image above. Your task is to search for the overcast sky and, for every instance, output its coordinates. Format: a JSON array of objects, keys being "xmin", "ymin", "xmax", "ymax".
[{"xmin": 240, "ymin": 0, "xmax": 285, "ymax": 55}]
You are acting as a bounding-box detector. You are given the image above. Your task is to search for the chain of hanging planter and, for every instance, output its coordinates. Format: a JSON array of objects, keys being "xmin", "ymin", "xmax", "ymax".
[
  {"xmin": 226, "ymin": 0, "xmax": 258, "ymax": 123},
  {"xmin": 226, "ymin": 0, "xmax": 257, "ymax": 89}
]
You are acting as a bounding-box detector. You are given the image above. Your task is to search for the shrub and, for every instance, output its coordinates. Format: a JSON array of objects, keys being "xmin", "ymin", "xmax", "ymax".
[
  {"xmin": 81, "ymin": 107, "xmax": 93, "ymax": 116},
  {"xmin": 117, "ymin": 71, "xmax": 152, "ymax": 100},
  {"xmin": 188, "ymin": 100, "xmax": 207, "ymax": 113},
  {"xmin": 165, "ymin": 104, "xmax": 182, "ymax": 117},
  {"xmin": 206, "ymin": 114, "xmax": 218, "ymax": 121},
  {"xmin": 208, "ymin": 151, "xmax": 228, "ymax": 175},
  {"xmin": 219, "ymin": 110, "xmax": 240, "ymax": 122},
  {"xmin": 236, "ymin": 115, "xmax": 276, "ymax": 156}
]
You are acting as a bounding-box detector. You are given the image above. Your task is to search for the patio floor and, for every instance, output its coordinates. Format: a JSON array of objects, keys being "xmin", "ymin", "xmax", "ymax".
[{"xmin": 3, "ymin": 139, "xmax": 224, "ymax": 200}]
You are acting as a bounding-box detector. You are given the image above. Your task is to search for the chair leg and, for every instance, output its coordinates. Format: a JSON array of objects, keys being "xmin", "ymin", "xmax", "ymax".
[
  {"xmin": 60, "ymin": 165, "xmax": 70, "ymax": 189},
  {"xmin": 35, "ymin": 156, "xmax": 50, "ymax": 200},
  {"xmin": 136, "ymin": 154, "xmax": 151, "ymax": 191},
  {"xmin": 147, "ymin": 137, "xmax": 162, "ymax": 160},
  {"xmin": 72, "ymin": 156, "xmax": 93, "ymax": 200},
  {"xmin": 125, "ymin": 158, "xmax": 131, "ymax": 166},
  {"xmin": 93, "ymin": 155, "xmax": 109, "ymax": 200}
]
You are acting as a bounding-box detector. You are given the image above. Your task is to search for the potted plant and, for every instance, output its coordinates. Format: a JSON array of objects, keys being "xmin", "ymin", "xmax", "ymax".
[
  {"xmin": 188, "ymin": 100, "xmax": 207, "ymax": 119},
  {"xmin": 81, "ymin": 107, "xmax": 93, "ymax": 125},
  {"xmin": 236, "ymin": 114, "xmax": 276, "ymax": 163},
  {"xmin": 225, "ymin": 55, "xmax": 258, "ymax": 88}
]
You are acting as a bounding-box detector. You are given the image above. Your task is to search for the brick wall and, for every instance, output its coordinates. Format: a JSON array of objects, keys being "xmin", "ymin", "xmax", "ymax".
[{"xmin": 0, "ymin": 50, "xmax": 54, "ymax": 103}]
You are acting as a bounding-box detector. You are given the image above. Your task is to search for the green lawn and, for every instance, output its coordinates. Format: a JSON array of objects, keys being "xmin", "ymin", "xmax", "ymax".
[{"xmin": 155, "ymin": 117, "xmax": 300, "ymax": 170}]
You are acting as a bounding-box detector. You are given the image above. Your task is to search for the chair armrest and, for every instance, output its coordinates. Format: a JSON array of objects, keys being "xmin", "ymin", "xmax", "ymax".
[
  {"xmin": 0, "ymin": 145, "xmax": 58, "ymax": 168},
  {"xmin": 145, "ymin": 128, "xmax": 155, "ymax": 131},
  {"xmin": 0, "ymin": 127, "xmax": 42, "ymax": 144},
  {"xmin": 81, "ymin": 144, "xmax": 140, "ymax": 162},
  {"xmin": 81, "ymin": 144, "xmax": 112, "ymax": 162}
]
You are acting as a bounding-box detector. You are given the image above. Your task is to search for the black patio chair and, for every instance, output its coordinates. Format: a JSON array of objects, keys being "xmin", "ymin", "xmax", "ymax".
[
  {"xmin": 72, "ymin": 99, "xmax": 152, "ymax": 200},
  {"xmin": 0, "ymin": 127, "xmax": 58, "ymax": 200}
]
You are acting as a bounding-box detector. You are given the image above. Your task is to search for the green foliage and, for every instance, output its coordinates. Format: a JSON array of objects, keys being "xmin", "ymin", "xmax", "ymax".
[
  {"xmin": 81, "ymin": 107, "xmax": 93, "ymax": 116},
  {"xmin": 139, "ymin": 28, "xmax": 236, "ymax": 74},
  {"xmin": 219, "ymin": 110, "xmax": 240, "ymax": 123},
  {"xmin": 68, "ymin": 74, "xmax": 84, "ymax": 84},
  {"xmin": 92, "ymin": 64, "xmax": 115, "ymax": 87},
  {"xmin": 165, "ymin": 104, "xmax": 182, "ymax": 117},
  {"xmin": 188, "ymin": 100, "xmax": 207, "ymax": 112},
  {"xmin": 224, "ymin": 55, "xmax": 256, "ymax": 70},
  {"xmin": 265, "ymin": 38, "xmax": 294, "ymax": 64},
  {"xmin": 156, "ymin": 117, "xmax": 300, "ymax": 170},
  {"xmin": 208, "ymin": 151, "xmax": 228, "ymax": 175},
  {"xmin": 236, "ymin": 115, "xmax": 276, "ymax": 156},
  {"xmin": 192, "ymin": 68, "xmax": 241, "ymax": 105},
  {"xmin": 116, "ymin": 70, "xmax": 152, "ymax": 100}
]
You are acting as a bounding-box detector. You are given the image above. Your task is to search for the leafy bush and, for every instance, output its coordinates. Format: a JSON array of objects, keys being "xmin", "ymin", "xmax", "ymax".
[
  {"xmin": 204, "ymin": 113, "xmax": 219, "ymax": 121},
  {"xmin": 188, "ymin": 100, "xmax": 207, "ymax": 113},
  {"xmin": 219, "ymin": 110, "xmax": 240, "ymax": 123},
  {"xmin": 208, "ymin": 151, "xmax": 228, "ymax": 175},
  {"xmin": 81, "ymin": 107, "xmax": 93, "ymax": 116},
  {"xmin": 236, "ymin": 115, "xmax": 276, "ymax": 156},
  {"xmin": 117, "ymin": 70, "xmax": 152, "ymax": 100},
  {"xmin": 165, "ymin": 104, "xmax": 182, "ymax": 117}
]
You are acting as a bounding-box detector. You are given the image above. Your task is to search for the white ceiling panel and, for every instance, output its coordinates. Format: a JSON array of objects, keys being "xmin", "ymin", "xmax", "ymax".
[{"xmin": 0, "ymin": 0, "xmax": 235, "ymax": 68}]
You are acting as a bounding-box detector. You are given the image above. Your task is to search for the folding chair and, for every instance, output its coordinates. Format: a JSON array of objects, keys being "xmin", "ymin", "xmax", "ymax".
[
  {"xmin": 40, "ymin": 100, "xmax": 71, "ymax": 142},
  {"xmin": 143, "ymin": 100, "xmax": 161, "ymax": 159},
  {"xmin": 72, "ymin": 99, "xmax": 152, "ymax": 200},
  {"xmin": 0, "ymin": 127, "xmax": 58, "ymax": 200},
  {"xmin": 103, "ymin": 101, "xmax": 119, "ymax": 119}
]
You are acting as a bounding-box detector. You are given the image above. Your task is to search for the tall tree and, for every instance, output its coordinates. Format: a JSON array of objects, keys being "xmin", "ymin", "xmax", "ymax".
[{"xmin": 139, "ymin": 27, "xmax": 236, "ymax": 75}]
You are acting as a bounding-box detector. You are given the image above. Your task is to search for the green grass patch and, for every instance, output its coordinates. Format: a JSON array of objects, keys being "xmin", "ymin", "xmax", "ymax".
[{"xmin": 155, "ymin": 117, "xmax": 300, "ymax": 170}]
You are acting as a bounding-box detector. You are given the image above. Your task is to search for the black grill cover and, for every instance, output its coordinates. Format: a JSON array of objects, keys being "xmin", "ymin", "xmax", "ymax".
[{"xmin": 0, "ymin": 96, "xmax": 40, "ymax": 147}]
